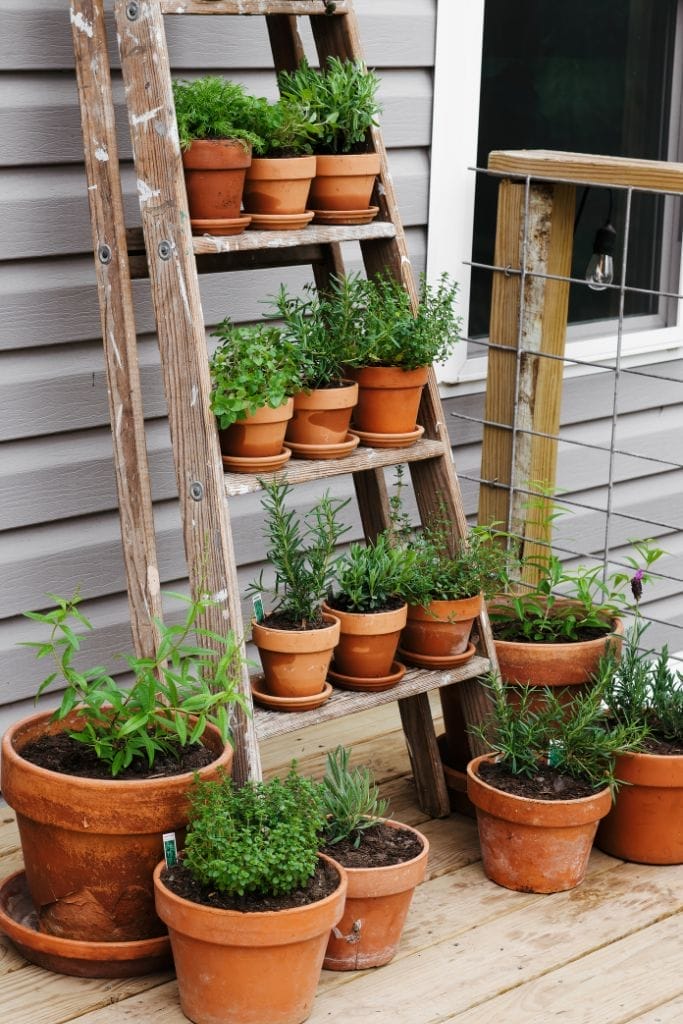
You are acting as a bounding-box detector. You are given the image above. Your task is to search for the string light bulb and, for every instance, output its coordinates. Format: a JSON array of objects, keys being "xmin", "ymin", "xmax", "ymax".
[{"xmin": 585, "ymin": 221, "xmax": 616, "ymax": 292}]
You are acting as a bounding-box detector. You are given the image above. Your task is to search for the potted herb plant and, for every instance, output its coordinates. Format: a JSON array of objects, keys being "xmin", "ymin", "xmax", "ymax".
[
  {"xmin": 209, "ymin": 319, "xmax": 303, "ymax": 473},
  {"xmin": 595, "ymin": 622, "xmax": 683, "ymax": 864},
  {"xmin": 466, "ymin": 678, "xmax": 647, "ymax": 893},
  {"xmin": 331, "ymin": 271, "xmax": 462, "ymax": 444},
  {"xmin": 247, "ymin": 478, "xmax": 348, "ymax": 708},
  {"xmin": 278, "ymin": 57, "xmax": 382, "ymax": 222},
  {"xmin": 319, "ymin": 746, "xmax": 428, "ymax": 970},
  {"xmin": 269, "ymin": 281, "xmax": 359, "ymax": 459},
  {"xmin": 242, "ymin": 96, "xmax": 321, "ymax": 229},
  {"xmin": 172, "ymin": 76, "xmax": 263, "ymax": 235},
  {"xmin": 0, "ymin": 590, "xmax": 245, "ymax": 956},
  {"xmin": 154, "ymin": 766, "xmax": 347, "ymax": 1024}
]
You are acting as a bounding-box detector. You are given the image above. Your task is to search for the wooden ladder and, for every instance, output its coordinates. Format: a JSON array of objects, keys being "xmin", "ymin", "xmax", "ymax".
[{"xmin": 70, "ymin": 0, "xmax": 497, "ymax": 817}]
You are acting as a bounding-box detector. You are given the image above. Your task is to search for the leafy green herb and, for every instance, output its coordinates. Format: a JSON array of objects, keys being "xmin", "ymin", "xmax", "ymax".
[
  {"xmin": 245, "ymin": 96, "xmax": 322, "ymax": 157},
  {"xmin": 23, "ymin": 591, "xmax": 247, "ymax": 777},
  {"xmin": 183, "ymin": 766, "xmax": 325, "ymax": 897},
  {"xmin": 320, "ymin": 746, "xmax": 388, "ymax": 848},
  {"xmin": 330, "ymin": 532, "xmax": 415, "ymax": 613},
  {"xmin": 172, "ymin": 76, "xmax": 263, "ymax": 151}
]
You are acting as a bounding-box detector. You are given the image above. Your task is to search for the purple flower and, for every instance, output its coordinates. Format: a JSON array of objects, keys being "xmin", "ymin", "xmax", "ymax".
[{"xmin": 631, "ymin": 569, "xmax": 644, "ymax": 602}]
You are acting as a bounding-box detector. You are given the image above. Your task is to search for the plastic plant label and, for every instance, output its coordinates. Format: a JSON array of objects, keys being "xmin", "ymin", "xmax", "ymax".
[
  {"xmin": 163, "ymin": 831, "xmax": 178, "ymax": 868},
  {"xmin": 252, "ymin": 594, "xmax": 265, "ymax": 623},
  {"xmin": 548, "ymin": 740, "xmax": 564, "ymax": 768}
]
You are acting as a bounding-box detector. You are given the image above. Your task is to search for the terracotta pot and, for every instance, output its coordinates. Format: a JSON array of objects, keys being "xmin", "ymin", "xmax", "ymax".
[
  {"xmin": 323, "ymin": 819, "xmax": 428, "ymax": 971},
  {"xmin": 596, "ymin": 750, "xmax": 683, "ymax": 864},
  {"xmin": 154, "ymin": 854, "xmax": 347, "ymax": 1024},
  {"xmin": 323, "ymin": 600, "xmax": 407, "ymax": 678},
  {"xmin": 218, "ymin": 397, "xmax": 293, "ymax": 459},
  {"xmin": 251, "ymin": 614, "xmax": 340, "ymax": 698},
  {"xmin": 309, "ymin": 152, "xmax": 380, "ymax": 212},
  {"xmin": 467, "ymin": 754, "xmax": 612, "ymax": 893},
  {"xmin": 0, "ymin": 710, "xmax": 232, "ymax": 942},
  {"xmin": 349, "ymin": 365, "xmax": 428, "ymax": 435},
  {"xmin": 402, "ymin": 594, "xmax": 482, "ymax": 662},
  {"xmin": 182, "ymin": 138, "xmax": 252, "ymax": 220},
  {"xmin": 243, "ymin": 155, "xmax": 316, "ymax": 215},
  {"xmin": 286, "ymin": 381, "xmax": 358, "ymax": 447}
]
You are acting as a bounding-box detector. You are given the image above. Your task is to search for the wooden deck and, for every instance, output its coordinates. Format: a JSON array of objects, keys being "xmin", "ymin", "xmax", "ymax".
[{"xmin": 2, "ymin": 701, "xmax": 683, "ymax": 1024}]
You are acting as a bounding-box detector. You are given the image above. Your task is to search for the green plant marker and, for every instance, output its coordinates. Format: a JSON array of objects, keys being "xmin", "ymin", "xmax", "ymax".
[
  {"xmin": 163, "ymin": 831, "xmax": 178, "ymax": 868},
  {"xmin": 548, "ymin": 740, "xmax": 564, "ymax": 768},
  {"xmin": 252, "ymin": 594, "xmax": 265, "ymax": 623}
]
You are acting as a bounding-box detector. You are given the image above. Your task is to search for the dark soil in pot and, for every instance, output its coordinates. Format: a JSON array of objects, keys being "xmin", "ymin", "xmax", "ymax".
[
  {"xmin": 321, "ymin": 822, "xmax": 423, "ymax": 868},
  {"xmin": 160, "ymin": 857, "xmax": 339, "ymax": 912},
  {"xmin": 260, "ymin": 613, "xmax": 333, "ymax": 631},
  {"xmin": 491, "ymin": 621, "xmax": 612, "ymax": 643},
  {"xmin": 19, "ymin": 732, "xmax": 215, "ymax": 780},
  {"xmin": 478, "ymin": 760, "xmax": 600, "ymax": 801}
]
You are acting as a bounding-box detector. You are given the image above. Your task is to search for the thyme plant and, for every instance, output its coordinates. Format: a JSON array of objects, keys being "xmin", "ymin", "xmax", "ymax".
[
  {"xmin": 320, "ymin": 746, "xmax": 388, "ymax": 848},
  {"xmin": 330, "ymin": 531, "xmax": 416, "ymax": 613},
  {"xmin": 24, "ymin": 591, "xmax": 247, "ymax": 776}
]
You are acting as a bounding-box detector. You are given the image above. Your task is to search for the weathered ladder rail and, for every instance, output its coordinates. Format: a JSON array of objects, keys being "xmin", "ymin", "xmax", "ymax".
[{"xmin": 72, "ymin": 0, "xmax": 498, "ymax": 815}]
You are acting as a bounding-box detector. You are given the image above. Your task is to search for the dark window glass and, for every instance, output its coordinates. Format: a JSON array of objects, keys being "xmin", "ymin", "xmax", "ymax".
[{"xmin": 469, "ymin": 0, "xmax": 678, "ymax": 338}]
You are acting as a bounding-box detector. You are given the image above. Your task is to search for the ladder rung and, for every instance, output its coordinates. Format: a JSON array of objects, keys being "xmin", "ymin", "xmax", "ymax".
[
  {"xmin": 161, "ymin": 1, "xmax": 349, "ymax": 15},
  {"xmin": 223, "ymin": 438, "xmax": 447, "ymax": 496},
  {"xmin": 254, "ymin": 657, "xmax": 491, "ymax": 740},
  {"xmin": 192, "ymin": 221, "xmax": 396, "ymax": 256}
]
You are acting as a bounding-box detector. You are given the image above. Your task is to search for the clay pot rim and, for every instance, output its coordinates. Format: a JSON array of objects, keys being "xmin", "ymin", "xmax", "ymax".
[
  {"xmin": 490, "ymin": 613, "xmax": 624, "ymax": 654},
  {"xmin": 612, "ymin": 747, "xmax": 683, "ymax": 787},
  {"xmin": 251, "ymin": 613, "xmax": 341, "ymax": 653},
  {"xmin": 323, "ymin": 600, "xmax": 407, "ymax": 634},
  {"xmin": 181, "ymin": 137, "xmax": 253, "ymax": 169},
  {"xmin": 407, "ymin": 593, "xmax": 483, "ymax": 622},
  {"xmin": 349, "ymin": 364, "xmax": 429, "ymax": 387},
  {"xmin": 292, "ymin": 380, "xmax": 359, "ymax": 411},
  {"xmin": 226, "ymin": 397, "xmax": 294, "ymax": 427},
  {"xmin": 246, "ymin": 154, "xmax": 317, "ymax": 180},
  {"xmin": 314, "ymin": 152, "xmax": 381, "ymax": 174},
  {"xmin": 466, "ymin": 753, "xmax": 612, "ymax": 825},
  {"xmin": 328, "ymin": 818, "xmax": 429, "ymax": 896},
  {"xmin": 153, "ymin": 852, "xmax": 347, "ymax": 939}
]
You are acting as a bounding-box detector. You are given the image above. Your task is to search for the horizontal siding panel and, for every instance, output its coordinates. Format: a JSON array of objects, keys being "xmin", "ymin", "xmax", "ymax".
[
  {"xmin": 0, "ymin": 149, "xmax": 428, "ymax": 261},
  {"xmin": 0, "ymin": 1, "xmax": 434, "ymax": 72},
  {"xmin": 0, "ymin": 69, "xmax": 432, "ymax": 167}
]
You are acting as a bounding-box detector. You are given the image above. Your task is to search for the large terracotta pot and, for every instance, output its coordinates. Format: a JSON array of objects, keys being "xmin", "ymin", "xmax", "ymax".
[
  {"xmin": 218, "ymin": 398, "xmax": 293, "ymax": 459},
  {"xmin": 182, "ymin": 138, "xmax": 252, "ymax": 220},
  {"xmin": 309, "ymin": 152, "xmax": 380, "ymax": 212},
  {"xmin": 251, "ymin": 614, "xmax": 340, "ymax": 698},
  {"xmin": 349, "ymin": 365, "xmax": 429, "ymax": 435},
  {"xmin": 322, "ymin": 600, "xmax": 407, "ymax": 679},
  {"xmin": 596, "ymin": 750, "xmax": 683, "ymax": 864},
  {"xmin": 154, "ymin": 854, "xmax": 347, "ymax": 1024},
  {"xmin": 323, "ymin": 819, "xmax": 428, "ymax": 971},
  {"xmin": 243, "ymin": 155, "xmax": 316, "ymax": 215},
  {"xmin": 0, "ymin": 710, "xmax": 232, "ymax": 942},
  {"xmin": 402, "ymin": 594, "xmax": 482, "ymax": 663},
  {"xmin": 467, "ymin": 754, "xmax": 612, "ymax": 893},
  {"xmin": 286, "ymin": 381, "xmax": 358, "ymax": 448}
]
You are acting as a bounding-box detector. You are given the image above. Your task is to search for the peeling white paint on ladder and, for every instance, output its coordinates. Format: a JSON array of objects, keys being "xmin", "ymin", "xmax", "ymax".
[
  {"xmin": 137, "ymin": 179, "xmax": 161, "ymax": 204},
  {"xmin": 70, "ymin": 8, "xmax": 94, "ymax": 38},
  {"xmin": 95, "ymin": 146, "xmax": 109, "ymax": 162},
  {"xmin": 131, "ymin": 106, "xmax": 163, "ymax": 127}
]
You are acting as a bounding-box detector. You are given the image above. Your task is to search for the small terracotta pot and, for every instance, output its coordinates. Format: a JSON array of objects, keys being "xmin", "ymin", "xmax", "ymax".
[
  {"xmin": 323, "ymin": 819, "xmax": 428, "ymax": 971},
  {"xmin": 243, "ymin": 155, "xmax": 316, "ymax": 215},
  {"xmin": 182, "ymin": 138, "xmax": 252, "ymax": 220},
  {"xmin": 596, "ymin": 750, "xmax": 683, "ymax": 864},
  {"xmin": 467, "ymin": 754, "xmax": 612, "ymax": 893},
  {"xmin": 218, "ymin": 398, "xmax": 294, "ymax": 459},
  {"xmin": 309, "ymin": 152, "xmax": 380, "ymax": 212},
  {"xmin": 323, "ymin": 600, "xmax": 407, "ymax": 678},
  {"xmin": 0, "ymin": 710, "xmax": 232, "ymax": 942},
  {"xmin": 154, "ymin": 854, "xmax": 347, "ymax": 1024},
  {"xmin": 286, "ymin": 381, "xmax": 358, "ymax": 447},
  {"xmin": 349, "ymin": 365, "xmax": 428, "ymax": 435},
  {"xmin": 251, "ymin": 614, "xmax": 341, "ymax": 698},
  {"xmin": 402, "ymin": 594, "xmax": 482, "ymax": 661}
]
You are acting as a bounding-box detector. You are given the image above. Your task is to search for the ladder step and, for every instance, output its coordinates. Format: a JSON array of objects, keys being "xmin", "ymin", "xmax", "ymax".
[
  {"xmin": 191, "ymin": 221, "xmax": 396, "ymax": 256},
  {"xmin": 160, "ymin": 1, "xmax": 349, "ymax": 15},
  {"xmin": 253, "ymin": 657, "xmax": 491, "ymax": 740},
  {"xmin": 223, "ymin": 438, "xmax": 447, "ymax": 496}
]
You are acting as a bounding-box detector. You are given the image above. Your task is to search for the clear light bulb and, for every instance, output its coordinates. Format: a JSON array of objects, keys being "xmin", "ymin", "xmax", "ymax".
[{"xmin": 585, "ymin": 223, "xmax": 616, "ymax": 292}]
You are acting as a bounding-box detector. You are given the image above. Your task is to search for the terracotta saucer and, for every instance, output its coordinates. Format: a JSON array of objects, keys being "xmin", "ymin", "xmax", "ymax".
[
  {"xmin": 349, "ymin": 424, "xmax": 425, "ymax": 449},
  {"xmin": 397, "ymin": 641, "xmax": 476, "ymax": 670},
  {"xmin": 285, "ymin": 432, "xmax": 360, "ymax": 461},
  {"xmin": 190, "ymin": 214, "xmax": 252, "ymax": 236},
  {"xmin": 312, "ymin": 206, "xmax": 379, "ymax": 226},
  {"xmin": 327, "ymin": 659, "xmax": 407, "ymax": 693},
  {"xmin": 247, "ymin": 210, "xmax": 315, "ymax": 231},
  {"xmin": 221, "ymin": 447, "xmax": 291, "ymax": 474},
  {"xmin": 251, "ymin": 678, "xmax": 333, "ymax": 712},
  {"xmin": 0, "ymin": 870, "xmax": 172, "ymax": 978}
]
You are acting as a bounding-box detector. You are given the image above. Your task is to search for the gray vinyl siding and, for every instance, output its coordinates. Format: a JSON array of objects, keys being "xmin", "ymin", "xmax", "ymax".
[{"xmin": 0, "ymin": 0, "xmax": 437, "ymax": 736}]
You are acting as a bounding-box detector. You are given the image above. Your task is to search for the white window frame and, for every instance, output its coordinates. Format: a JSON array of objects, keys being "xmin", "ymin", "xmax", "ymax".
[{"xmin": 427, "ymin": 0, "xmax": 683, "ymax": 391}]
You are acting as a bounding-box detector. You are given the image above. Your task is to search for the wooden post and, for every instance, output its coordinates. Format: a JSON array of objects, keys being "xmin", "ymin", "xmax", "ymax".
[
  {"xmin": 478, "ymin": 177, "xmax": 575, "ymax": 577},
  {"xmin": 70, "ymin": 0, "xmax": 164, "ymax": 658}
]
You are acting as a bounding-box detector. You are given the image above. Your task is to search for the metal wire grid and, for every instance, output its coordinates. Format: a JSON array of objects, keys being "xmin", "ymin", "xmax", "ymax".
[{"xmin": 455, "ymin": 166, "xmax": 683, "ymax": 659}]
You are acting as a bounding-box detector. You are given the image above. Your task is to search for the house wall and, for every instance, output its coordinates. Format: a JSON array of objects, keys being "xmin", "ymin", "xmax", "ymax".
[{"xmin": 1, "ymin": 0, "xmax": 681, "ymax": 739}]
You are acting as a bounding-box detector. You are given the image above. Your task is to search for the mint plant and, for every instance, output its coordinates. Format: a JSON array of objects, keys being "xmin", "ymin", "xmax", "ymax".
[
  {"xmin": 23, "ymin": 591, "xmax": 247, "ymax": 776},
  {"xmin": 183, "ymin": 767, "xmax": 325, "ymax": 896},
  {"xmin": 172, "ymin": 76, "xmax": 263, "ymax": 151},
  {"xmin": 320, "ymin": 746, "xmax": 388, "ymax": 848}
]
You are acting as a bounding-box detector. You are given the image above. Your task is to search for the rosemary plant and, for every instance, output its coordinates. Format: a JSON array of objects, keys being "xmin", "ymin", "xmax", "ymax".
[{"xmin": 320, "ymin": 746, "xmax": 388, "ymax": 848}]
